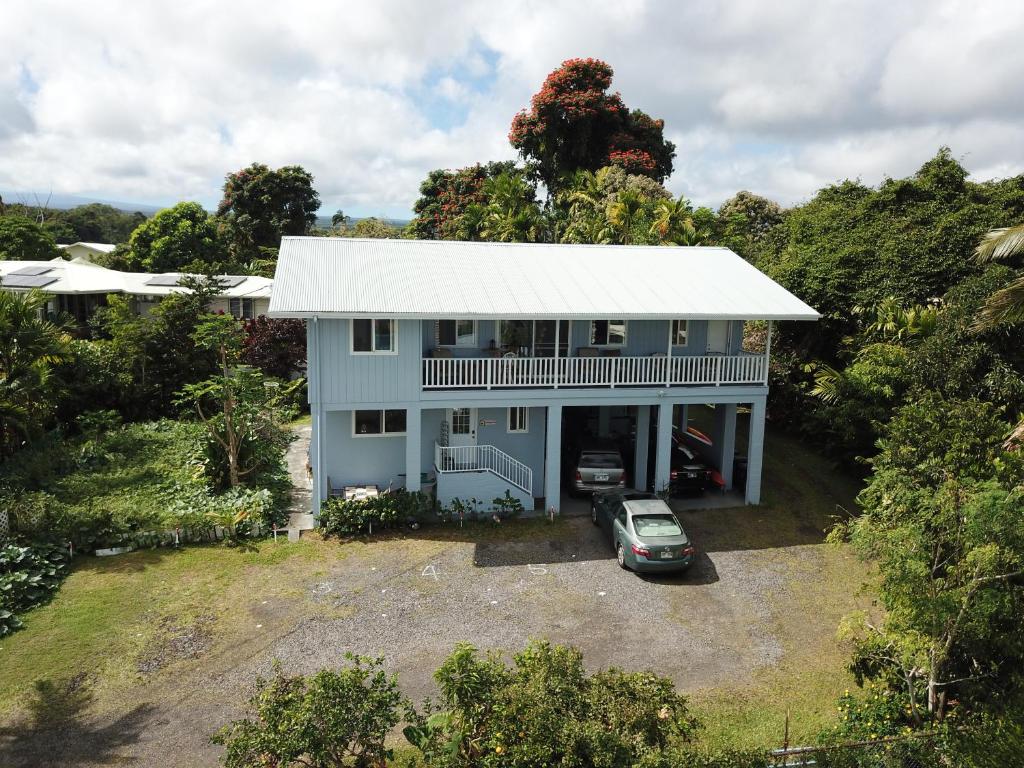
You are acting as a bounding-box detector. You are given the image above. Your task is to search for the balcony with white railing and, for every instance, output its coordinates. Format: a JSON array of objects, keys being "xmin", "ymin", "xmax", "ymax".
[{"xmin": 422, "ymin": 352, "xmax": 767, "ymax": 390}]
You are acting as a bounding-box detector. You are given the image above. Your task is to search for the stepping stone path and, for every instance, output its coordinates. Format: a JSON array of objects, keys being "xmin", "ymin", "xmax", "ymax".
[{"xmin": 285, "ymin": 422, "xmax": 316, "ymax": 541}]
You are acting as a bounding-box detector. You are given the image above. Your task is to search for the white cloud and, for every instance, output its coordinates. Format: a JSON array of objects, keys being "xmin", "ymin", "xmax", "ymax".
[{"xmin": 1, "ymin": 0, "xmax": 1023, "ymax": 217}]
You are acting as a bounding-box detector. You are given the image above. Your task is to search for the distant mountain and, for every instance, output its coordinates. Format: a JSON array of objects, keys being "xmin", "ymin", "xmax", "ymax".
[
  {"xmin": 314, "ymin": 215, "xmax": 411, "ymax": 229},
  {"xmin": 0, "ymin": 191, "xmax": 165, "ymax": 214}
]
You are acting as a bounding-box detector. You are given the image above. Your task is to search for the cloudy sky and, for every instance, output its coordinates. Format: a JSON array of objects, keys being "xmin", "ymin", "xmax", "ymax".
[{"xmin": 2, "ymin": 1, "xmax": 1023, "ymax": 219}]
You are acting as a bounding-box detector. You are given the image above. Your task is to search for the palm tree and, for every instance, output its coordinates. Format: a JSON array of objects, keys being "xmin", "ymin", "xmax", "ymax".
[
  {"xmin": 601, "ymin": 191, "xmax": 647, "ymax": 245},
  {"xmin": 650, "ymin": 198, "xmax": 705, "ymax": 245},
  {"xmin": 478, "ymin": 173, "xmax": 545, "ymax": 243},
  {"xmin": 974, "ymin": 224, "xmax": 1024, "ymax": 329},
  {"xmin": 0, "ymin": 289, "xmax": 72, "ymax": 453}
]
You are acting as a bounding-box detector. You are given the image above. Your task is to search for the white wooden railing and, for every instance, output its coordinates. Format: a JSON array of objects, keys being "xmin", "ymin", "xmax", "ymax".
[
  {"xmin": 422, "ymin": 353, "xmax": 766, "ymax": 390},
  {"xmin": 434, "ymin": 443, "xmax": 533, "ymax": 495}
]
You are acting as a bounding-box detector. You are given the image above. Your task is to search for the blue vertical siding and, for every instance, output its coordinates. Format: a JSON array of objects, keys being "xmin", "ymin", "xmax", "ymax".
[
  {"xmin": 320, "ymin": 410, "xmax": 407, "ymax": 490},
  {"xmin": 318, "ymin": 319, "xmax": 422, "ymax": 403}
]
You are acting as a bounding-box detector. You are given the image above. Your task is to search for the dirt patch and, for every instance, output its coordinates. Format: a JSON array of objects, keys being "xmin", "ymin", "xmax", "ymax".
[{"xmin": 136, "ymin": 615, "xmax": 215, "ymax": 676}]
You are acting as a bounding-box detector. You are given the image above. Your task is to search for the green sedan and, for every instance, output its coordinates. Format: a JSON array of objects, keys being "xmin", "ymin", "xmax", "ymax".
[{"xmin": 591, "ymin": 490, "xmax": 696, "ymax": 573}]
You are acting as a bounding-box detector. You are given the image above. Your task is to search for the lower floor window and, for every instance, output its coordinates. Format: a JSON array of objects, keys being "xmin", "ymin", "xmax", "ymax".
[
  {"xmin": 229, "ymin": 297, "xmax": 255, "ymax": 319},
  {"xmin": 507, "ymin": 407, "xmax": 529, "ymax": 433},
  {"xmin": 353, "ymin": 409, "xmax": 407, "ymax": 436}
]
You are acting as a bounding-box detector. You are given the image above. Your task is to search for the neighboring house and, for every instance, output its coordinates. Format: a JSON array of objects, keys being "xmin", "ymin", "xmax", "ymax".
[
  {"xmin": 269, "ymin": 238, "xmax": 819, "ymax": 515},
  {"xmin": 0, "ymin": 258, "xmax": 272, "ymax": 324},
  {"xmin": 57, "ymin": 241, "xmax": 118, "ymax": 263}
]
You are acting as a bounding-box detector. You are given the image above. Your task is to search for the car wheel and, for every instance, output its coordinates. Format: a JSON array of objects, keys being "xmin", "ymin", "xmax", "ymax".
[
  {"xmin": 590, "ymin": 502, "xmax": 598, "ymax": 525},
  {"xmin": 616, "ymin": 542, "xmax": 628, "ymax": 570}
]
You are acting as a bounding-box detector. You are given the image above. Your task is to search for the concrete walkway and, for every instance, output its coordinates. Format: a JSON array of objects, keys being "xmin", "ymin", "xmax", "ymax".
[{"xmin": 285, "ymin": 421, "xmax": 314, "ymax": 539}]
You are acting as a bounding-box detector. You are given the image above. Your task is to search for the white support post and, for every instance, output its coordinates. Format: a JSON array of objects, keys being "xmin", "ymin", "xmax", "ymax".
[
  {"xmin": 553, "ymin": 319, "xmax": 560, "ymax": 389},
  {"xmin": 745, "ymin": 397, "xmax": 767, "ymax": 504},
  {"xmin": 405, "ymin": 405, "xmax": 421, "ymax": 492},
  {"xmin": 665, "ymin": 322, "xmax": 673, "ymax": 387},
  {"xmin": 544, "ymin": 405, "xmax": 562, "ymax": 513},
  {"xmin": 763, "ymin": 320, "xmax": 773, "ymax": 385},
  {"xmin": 711, "ymin": 403, "xmax": 738, "ymax": 490},
  {"xmin": 634, "ymin": 405, "xmax": 650, "ymax": 491},
  {"xmin": 654, "ymin": 402, "xmax": 673, "ymax": 495},
  {"xmin": 309, "ymin": 317, "xmax": 325, "ymax": 516}
]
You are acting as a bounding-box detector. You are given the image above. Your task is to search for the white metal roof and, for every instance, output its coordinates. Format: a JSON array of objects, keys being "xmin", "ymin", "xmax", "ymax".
[
  {"xmin": 57, "ymin": 242, "xmax": 117, "ymax": 254},
  {"xmin": 268, "ymin": 237, "xmax": 819, "ymax": 321},
  {"xmin": 0, "ymin": 260, "xmax": 272, "ymax": 299}
]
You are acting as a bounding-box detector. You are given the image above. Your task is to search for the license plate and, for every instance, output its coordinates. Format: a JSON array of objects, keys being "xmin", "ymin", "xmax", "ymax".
[
  {"xmin": 686, "ymin": 472, "xmax": 697, "ymax": 478},
  {"xmin": 594, "ymin": 473, "xmax": 609, "ymax": 482},
  {"xmin": 660, "ymin": 550, "xmax": 673, "ymax": 559}
]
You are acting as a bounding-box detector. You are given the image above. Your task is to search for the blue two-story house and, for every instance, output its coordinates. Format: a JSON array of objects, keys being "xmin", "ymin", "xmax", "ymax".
[{"xmin": 269, "ymin": 238, "xmax": 819, "ymax": 515}]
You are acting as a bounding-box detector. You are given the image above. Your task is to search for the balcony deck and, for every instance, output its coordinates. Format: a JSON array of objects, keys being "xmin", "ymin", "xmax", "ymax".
[{"xmin": 422, "ymin": 353, "xmax": 766, "ymax": 390}]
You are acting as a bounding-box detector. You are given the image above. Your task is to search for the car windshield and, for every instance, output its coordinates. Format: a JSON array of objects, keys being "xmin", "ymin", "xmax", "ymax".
[
  {"xmin": 580, "ymin": 452, "xmax": 622, "ymax": 468},
  {"xmin": 632, "ymin": 514, "xmax": 684, "ymax": 537}
]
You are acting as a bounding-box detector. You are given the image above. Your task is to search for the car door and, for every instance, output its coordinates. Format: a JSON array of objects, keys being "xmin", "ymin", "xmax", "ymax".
[{"xmin": 612, "ymin": 504, "xmax": 628, "ymax": 550}]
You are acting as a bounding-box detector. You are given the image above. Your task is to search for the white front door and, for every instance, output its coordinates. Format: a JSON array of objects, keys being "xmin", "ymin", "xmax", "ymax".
[
  {"xmin": 446, "ymin": 408, "xmax": 478, "ymax": 447},
  {"xmin": 706, "ymin": 321, "xmax": 731, "ymax": 354}
]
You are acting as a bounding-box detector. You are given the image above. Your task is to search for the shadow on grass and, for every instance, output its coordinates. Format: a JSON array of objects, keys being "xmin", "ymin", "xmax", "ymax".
[{"xmin": 0, "ymin": 676, "xmax": 155, "ymax": 768}]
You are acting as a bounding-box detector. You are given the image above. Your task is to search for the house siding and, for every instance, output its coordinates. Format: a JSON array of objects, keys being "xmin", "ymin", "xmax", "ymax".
[
  {"xmin": 318, "ymin": 319, "xmax": 421, "ymax": 404},
  {"xmin": 320, "ymin": 410, "xmax": 407, "ymax": 491}
]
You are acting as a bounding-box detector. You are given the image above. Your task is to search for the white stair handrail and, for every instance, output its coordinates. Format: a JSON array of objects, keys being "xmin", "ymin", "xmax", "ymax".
[{"xmin": 434, "ymin": 442, "xmax": 532, "ymax": 495}]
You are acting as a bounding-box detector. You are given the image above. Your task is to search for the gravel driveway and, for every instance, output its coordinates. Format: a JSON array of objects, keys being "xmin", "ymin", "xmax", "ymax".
[{"xmin": 2, "ymin": 503, "xmax": 846, "ymax": 768}]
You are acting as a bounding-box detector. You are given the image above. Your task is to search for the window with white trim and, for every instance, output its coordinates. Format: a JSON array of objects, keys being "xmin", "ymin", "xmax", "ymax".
[
  {"xmin": 351, "ymin": 319, "xmax": 396, "ymax": 354},
  {"xmin": 589, "ymin": 319, "xmax": 626, "ymax": 346},
  {"xmin": 671, "ymin": 320, "xmax": 688, "ymax": 346},
  {"xmin": 437, "ymin": 319, "xmax": 476, "ymax": 347},
  {"xmin": 229, "ymin": 297, "xmax": 255, "ymax": 319},
  {"xmin": 353, "ymin": 409, "xmax": 407, "ymax": 436},
  {"xmin": 507, "ymin": 407, "xmax": 529, "ymax": 433}
]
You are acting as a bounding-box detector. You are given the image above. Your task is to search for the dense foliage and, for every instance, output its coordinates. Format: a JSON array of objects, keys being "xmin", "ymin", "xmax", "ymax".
[
  {"xmin": 410, "ymin": 161, "xmax": 518, "ymax": 240},
  {"xmin": 0, "ymin": 540, "xmax": 70, "ymax": 636},
  {"xmin": 509, "ymin": 58, "xmax": 675, "ymax": 190},
  {"xmin": 121, "ymin": 201, "xmax": 231, "ymax": 273},
  {"xmin": 241, "ymin": 316, "xmax": 307, "ymax": 379},
  {"xmin": 0, "ymin": 214, "xmax": 61, "ymax": 260},
  {"xmin": 212, "ymin": 656, "xmax": 405, "ymax": 768},
  {"xmin": 319, "ymin": 488, "xmax": 434, "ymax": 536},
  {"xmin": 217, "ymin": 162, "xmax": 321, "ymax": 260},
  {"xmin": 1, "ymin": 201, "xmax": 146, "ymax": 244}
]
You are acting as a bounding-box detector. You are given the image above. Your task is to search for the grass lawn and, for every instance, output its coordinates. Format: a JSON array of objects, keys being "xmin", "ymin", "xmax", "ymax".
[{"xmin": 0, "ymin": 425, "xmax": 874, "ymax": 763}]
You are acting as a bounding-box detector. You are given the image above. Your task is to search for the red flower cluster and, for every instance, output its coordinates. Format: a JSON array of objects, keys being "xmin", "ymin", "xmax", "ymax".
[{"xmin": 607, "ymin": 149, "xmax": 657, "ymax": 174}]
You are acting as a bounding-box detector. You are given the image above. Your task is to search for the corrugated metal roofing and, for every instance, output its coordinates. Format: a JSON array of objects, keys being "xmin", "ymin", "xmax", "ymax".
[
  {"xmin": 0, "ymin": 260, "xmax": 272, "ymax": 299},
  {"xmin": 268, "ymin": 237, "xmax": 820, "ymax": 321}
]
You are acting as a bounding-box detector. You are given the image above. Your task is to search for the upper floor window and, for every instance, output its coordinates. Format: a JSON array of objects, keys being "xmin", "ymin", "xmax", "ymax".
[
  {"xmin": 352, "ymin": 319, "xmax": 396, "ymax": 354},
  {"xmin": 507, "ymin": 407, "xmax": 529, "ymax": 433},
  {"xmin": 229, "ymin": 297, "xmax": 255, "ymax": 319},
  {"xmin": 437, "ymin": 319, "xmax": 476, "ymax": 347},
  {"xmin": 590, "ymin": 319, "xmax": 626, "ymax": 346},
  {"xmin": 671, "ymin": 320, "xmax": 688, "ymax": 346}
]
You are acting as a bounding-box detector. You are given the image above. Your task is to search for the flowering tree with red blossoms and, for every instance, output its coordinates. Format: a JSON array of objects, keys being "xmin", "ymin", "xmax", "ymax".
[{"xmin": 509, "ymin": 58, "xmax": 675, "ymax": 190}]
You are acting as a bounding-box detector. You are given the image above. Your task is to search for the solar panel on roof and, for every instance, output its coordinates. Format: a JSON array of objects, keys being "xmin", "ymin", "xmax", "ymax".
[
  {"xmin": 214, "ymin": 275, "xmax": 246, "ymax": 288},
  {"xmin": 9, "ymin": 265, "xmax": 53, "ymax": 276},
  {"xmin": 2, "ymin": 274, "xmax": 59, "ymax": 288},
  {"xmin": 144, "ymin": 275, "xmax": 182, "ymax": 286}
]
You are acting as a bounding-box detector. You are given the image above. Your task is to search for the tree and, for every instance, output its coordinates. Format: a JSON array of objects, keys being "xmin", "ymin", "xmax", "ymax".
[
  {"xmin": 349, "ymin": 217, "xmax": 400, "ymax": 239},
  {"xmin": 212, "ymin": 656, "xmax": 405, "ymax": 768},
  {"xmin": 833, "ymin": 395, "xmax": 1024, "ymax": 724},
  {"xmin": 973, "ymin": 224, "xmax": 1024, "ymax": 329},
  {"xmin": 650, "ymin": 198, "xmax": 704, "ymax": 245},
  {"xmin": 123, "ymin": 202, "xmax": 229, "ymax": 273},
  {"xmin": 241, "ymin": 316, "xmax": 306, "ymax": 379},
  {"xmin": 410, "ymin": 161, "xmax": 518, "ymax": 240},
  {"xmin": 0, "ymin": 290, "xmax": 72, "ymax": 453},
  {"xmin": 406, "ymin": 640, "xmax": 698, "ymax": 767},
  {"xmin": 217, "ymin": 163, "xmax": 321, "ymax": 257},
  {"xmin": 177, "ymin": 313, "xmax": 292, "ymax": 488},
  {"xmin": 476, "ymin": 172, "xmax": 546, "ymax": 243},
  {"xmin": 0, "ymin": 215, "xmax": 61, "ymax": 260},
  {"xmin": 509, "ymin": 58, "xmax": 675, "ymax": 191},
  {"xmin": 331, "ymin": 209, "xmax": 350, "ymax": 231}
]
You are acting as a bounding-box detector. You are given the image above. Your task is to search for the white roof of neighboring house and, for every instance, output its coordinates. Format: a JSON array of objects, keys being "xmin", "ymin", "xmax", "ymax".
[
  {"xmin": 0, "ymin": 259, "xmax": 272, "ymax": 299},
  {"xmin": 57, "ymin": 242, "xmax": 118, "ymax": 254},
  {"xmin": 268, "ymin": 237, "xmax": 820, "ymax": 321}
]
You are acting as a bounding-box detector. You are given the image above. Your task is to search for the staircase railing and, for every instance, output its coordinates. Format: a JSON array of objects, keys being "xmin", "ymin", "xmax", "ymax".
[{"xmin": 434, "ymin": 443, "xmax": 533, "ymax": 495}]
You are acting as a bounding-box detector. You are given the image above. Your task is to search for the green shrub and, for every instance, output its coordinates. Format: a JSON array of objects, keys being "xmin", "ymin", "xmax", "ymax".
[
  {"xmin": 211, "ymin": 656, "xmax": 406, "ymax": 768},
  {"xmin": 319, "ymin": 489, "xmax": 434, "ymax": 537},
  {"xmin": 491, "ymin": 490, "xmax": 523, "ymax": 519},
  {"xmin": 0, "ymin": 539, "xmax": 71, "ymax": 636},
  {"xmin": 405, "ymin": 640, "xmax": 699, "ymax": 768}
]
